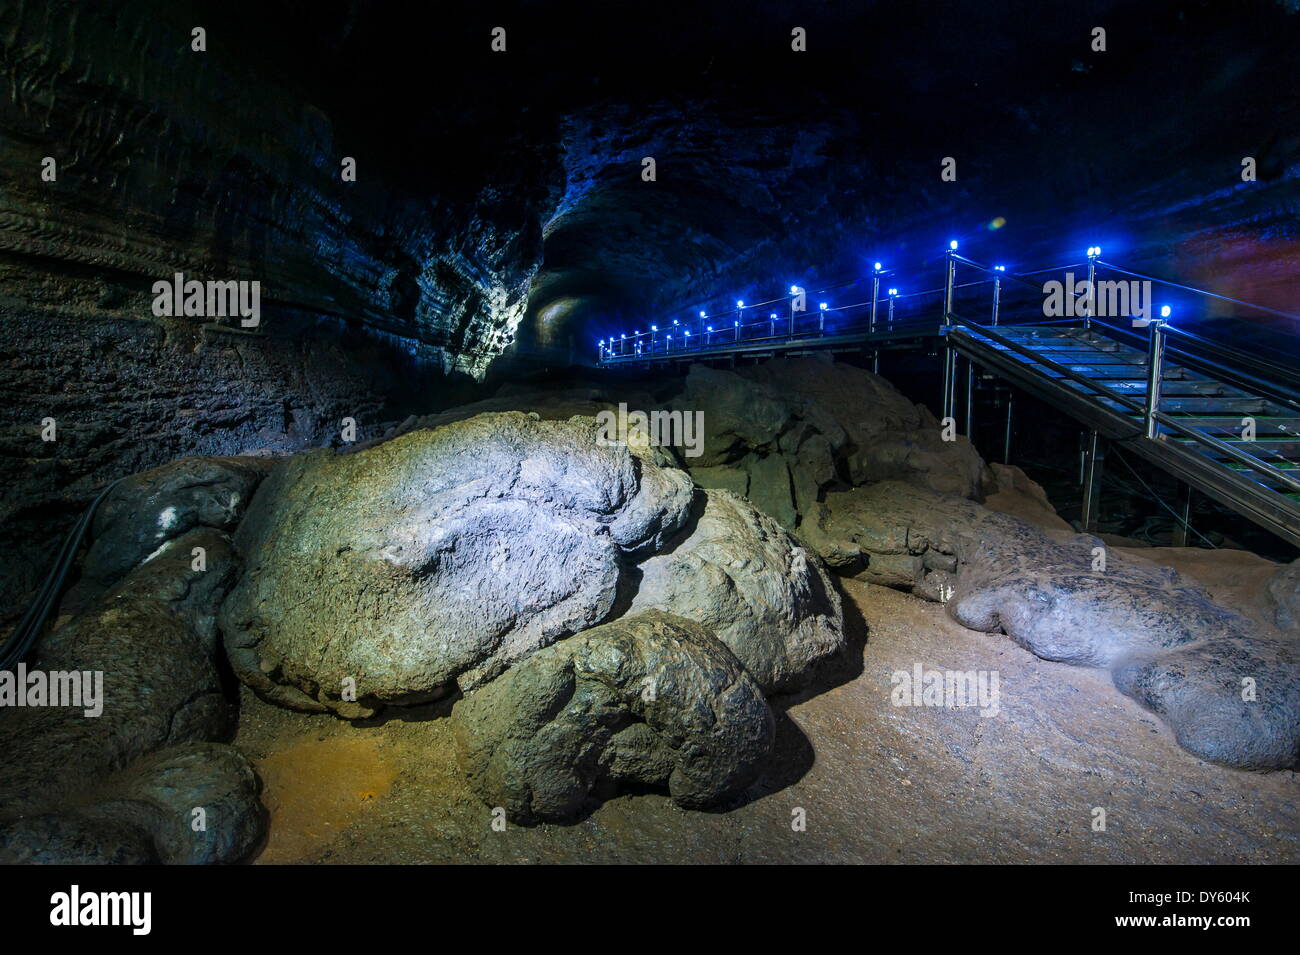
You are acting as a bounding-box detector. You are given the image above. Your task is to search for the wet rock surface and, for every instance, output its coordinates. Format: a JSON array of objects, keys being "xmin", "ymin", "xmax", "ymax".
[{"xmin": 453, "ymin": 610, "xmax": 774, "ymax": 823}]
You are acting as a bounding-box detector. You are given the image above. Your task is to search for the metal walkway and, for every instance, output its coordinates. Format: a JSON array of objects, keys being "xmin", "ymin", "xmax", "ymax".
[{"xmin": 599, "ymin": 248, "xmax": 1300, "ymax": 548}]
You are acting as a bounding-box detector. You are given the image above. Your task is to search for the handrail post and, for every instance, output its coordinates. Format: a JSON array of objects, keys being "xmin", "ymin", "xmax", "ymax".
[
  {"xmin": 870, "ymin": 275, "xmax": 879, "ymax": 337},
  {"xmin": 943, "ymin": 250, "xmax": 956, "ymax": 323},
  {"xmin": 1144, "ymin": 317, "xmax": 1167, "ymax": 438},
  {"xmin": 991, "ymin": 274, "xmax": 1001, "ymax": 326},
  {"xmin": 1085, "ymin": 249, "xmax": 1098, "ymax": 331},
  {"xmin": 942, "ymin": 249, "xmax": 957, "ymax": 421}
]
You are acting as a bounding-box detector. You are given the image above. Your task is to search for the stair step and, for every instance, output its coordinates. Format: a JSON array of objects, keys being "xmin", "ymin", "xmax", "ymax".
[
  {"xmin": 1164, "ymin": 416, "xmax": 1300, "ymax": 436},
  {"xmin": 1170, "ymin": 435, "xmax": 1300, "ymax": 456},
  {"xmin": 1101, "ymin": 397, "xmax": 1270, "ymax": 414},
  {"xmin": 1060, "ymin": 378, "xmax": 1250, "ymax": 398}
]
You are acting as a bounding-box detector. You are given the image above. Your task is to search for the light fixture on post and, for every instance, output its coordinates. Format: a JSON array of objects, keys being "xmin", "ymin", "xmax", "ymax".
[
  {"xmin": 942, "ymin": 243, "xmax": 959, "ymax": 422},
  {"xmin": 1085, "ymin": 246, "xmax": 1101, "ymax": 329},
  {"xmin": 1144, "ymin": 311, "xmax": 1169, "ymax": 438}
]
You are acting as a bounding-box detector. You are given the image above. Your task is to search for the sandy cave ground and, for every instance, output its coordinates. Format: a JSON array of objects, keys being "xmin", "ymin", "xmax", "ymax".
[{"xmin": 234, "ymin": 493, "xmax": 1299, "ymax": 864}]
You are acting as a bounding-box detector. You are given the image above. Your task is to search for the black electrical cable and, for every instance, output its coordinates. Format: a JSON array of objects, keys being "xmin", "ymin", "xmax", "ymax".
[{"xmin": 0, "ymin": 478, "xmax": 123, "ymax": 673}]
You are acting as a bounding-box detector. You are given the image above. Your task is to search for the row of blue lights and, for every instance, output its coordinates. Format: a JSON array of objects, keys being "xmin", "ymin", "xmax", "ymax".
[{"xmin": 599, "ymin": 244, "xmax": 1174, "ymax": 349}]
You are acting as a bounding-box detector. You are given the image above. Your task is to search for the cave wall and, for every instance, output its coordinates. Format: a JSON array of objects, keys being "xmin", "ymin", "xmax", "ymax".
[
  {"xmin": 0, "ymin": 0, "xmax": 561, "ymax": 613},
  {"xmin": 3, "ymin": 0, "xmax": 1297, "ymax": 614}
]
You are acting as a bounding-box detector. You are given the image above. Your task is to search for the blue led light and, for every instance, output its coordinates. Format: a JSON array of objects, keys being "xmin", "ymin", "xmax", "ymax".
[
  {"xmin": 736, "ymin": 300, "xmax": 744, "ymax": 308},
  {"xmin": 1160, "ymin": 305, "xmax": 1172, "ymax": 318},
  {"xmin": 873, "ymin": 261, "xmax": 882, "ymax": 271},
  {"xmin": 949, "ymin": 240, "xmax": 959, "ymax": 250},
  {"xmin": 819, "ymin": 302, "xmax": 827, "ymax": 310}
]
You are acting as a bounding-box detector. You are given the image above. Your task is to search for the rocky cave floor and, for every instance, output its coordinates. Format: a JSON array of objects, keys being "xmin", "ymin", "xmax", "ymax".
[{"xmin": 236, "ymin": 535, "xmax": 1299, "ymax": 865}]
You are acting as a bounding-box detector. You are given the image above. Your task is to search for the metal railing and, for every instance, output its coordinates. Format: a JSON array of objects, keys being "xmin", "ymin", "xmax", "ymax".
[{"xmin": 937, "ymin": 249, "xmax": 1300, "ymax": 496}]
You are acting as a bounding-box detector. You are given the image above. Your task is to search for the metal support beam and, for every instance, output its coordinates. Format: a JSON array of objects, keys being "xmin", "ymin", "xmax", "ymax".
[
  {"xmin": 1172, "ymin": 483, "xmax": 1194, "ymax": 547},
  {"xmin": 964, "ymin": 358, "xmax": 975, "ymax": 437},
  {"xmin": 1084, "ymin": 251, "xmax": 1098, "ymax": 331},
  {"xmin": 941, "ymin": 250, "xmax": 957, "ymax": 422},
  {"xmin": 1081, "ymin": 429, "xmax": 1106, "ymax": 532},
  {"xmin": 1003, "ymin": 393, "xmax": 1014, "ymax": 464}
]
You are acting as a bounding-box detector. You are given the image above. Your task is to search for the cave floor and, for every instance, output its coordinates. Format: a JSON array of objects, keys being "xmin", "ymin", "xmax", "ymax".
[{"xmin": 234, "ymin": 575, "xmax": 1299, "ymax": 865}]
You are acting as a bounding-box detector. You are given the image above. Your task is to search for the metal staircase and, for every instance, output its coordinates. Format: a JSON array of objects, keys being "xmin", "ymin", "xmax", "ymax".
[{"xmin": 598, "ymin": 247, "xmax": 1300, "ymax": 548}]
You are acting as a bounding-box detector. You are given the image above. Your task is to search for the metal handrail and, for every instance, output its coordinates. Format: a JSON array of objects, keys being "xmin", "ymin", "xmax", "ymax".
[
  {"xmin": 948, "ymin": 313, "xmax": 1300, "ymax": 494},
  {"xmin": 1096, "ymin": 261, "xmax": 1300, "ymax": 323},
  {"xmin": 1084, "ymin": 318, "xmax": 1300, "ymax": 410}
]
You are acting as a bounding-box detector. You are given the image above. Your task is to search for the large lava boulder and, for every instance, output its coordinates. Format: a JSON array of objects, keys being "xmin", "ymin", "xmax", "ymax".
[
  {"xmin": 630, "ymin": 488, "xmax": 845, "ymax": 693},
  {"xmin": 219, "ymin": 412, "xmax": 694, "ymax": 716},
  {"xmin": 453, "ymin": 611, "xmax": 774, "ymax": 823}
]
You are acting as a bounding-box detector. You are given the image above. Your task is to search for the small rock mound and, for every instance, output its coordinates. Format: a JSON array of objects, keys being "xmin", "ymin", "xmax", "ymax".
[
  {"xmin": 452, "ymin": 611, "xmax": 774, "ymax": 823},
  {"xmin": 0, "ymin": 742, "xmax": 264, "ymax": 865}
]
